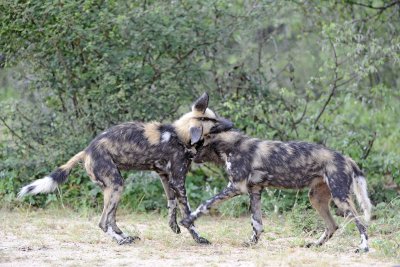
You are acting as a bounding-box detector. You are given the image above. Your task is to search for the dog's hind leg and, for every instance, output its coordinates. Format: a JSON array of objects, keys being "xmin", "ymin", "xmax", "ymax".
[
  {"xmin": 158, "ymin": 173, "xmax": 180, "ymax": 234},
  {"xmin": 326, "ymin": 170, "xmax": 369, "ymax": 253},
  {"xmin": 306, "ymin": 180, "xmax": 338, "ymax": 248},
  {"xmin": 333, "ymin": 197, "xmax": 369, "ymax": 253},
  {"xmin": 99, "ymin": 183, "xmax": 139, "ymax": 245},
  {"xmin": 92, "ymin": 159, "xmax": 139, "ymax": 245},
  {"xmin": 244, "ymin": 186, "xmax": 264, "ymax": 246}
]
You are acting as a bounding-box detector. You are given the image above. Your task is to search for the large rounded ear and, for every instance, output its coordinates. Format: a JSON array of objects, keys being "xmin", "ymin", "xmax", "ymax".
[
  {"xmin": 209, "ymin": 118, "xmax": 234, "ymax": 134},
  {"xmin": 192, "ymin": 92, "xmax": 209, "ymax": 113},
  {"xmin": 189, "ymin": 126, "xmax": 203, "ymax": 145}
]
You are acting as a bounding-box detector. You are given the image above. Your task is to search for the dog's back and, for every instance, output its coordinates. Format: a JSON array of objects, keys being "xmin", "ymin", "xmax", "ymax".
[{"xmin": 85, "ymin": 122, "xmax": 187, "ymax": 171}]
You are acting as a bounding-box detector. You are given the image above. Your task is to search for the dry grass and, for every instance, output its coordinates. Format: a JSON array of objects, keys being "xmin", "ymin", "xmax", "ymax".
[{"xmin": 0, "ymin": 208, "xmax": 398, "ymax": 267}]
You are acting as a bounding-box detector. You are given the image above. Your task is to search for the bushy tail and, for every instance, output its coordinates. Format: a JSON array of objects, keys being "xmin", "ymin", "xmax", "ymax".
[
  {"xmin": 347, "ymin": 157, "xmax": 372, "ymax": 223},
  {"xmin": 18, "ymin": 151, "xmax": 85, "ymax": 198}
]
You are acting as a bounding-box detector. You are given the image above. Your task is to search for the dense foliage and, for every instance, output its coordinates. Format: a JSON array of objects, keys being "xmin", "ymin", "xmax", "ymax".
[{"xmin": 1, "ymin": 0, "xmax": 399, "ymax": 215}]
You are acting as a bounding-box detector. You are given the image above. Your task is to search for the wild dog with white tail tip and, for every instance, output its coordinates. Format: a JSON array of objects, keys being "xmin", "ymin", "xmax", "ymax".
[
  {"xmin": 181, "ymin": 130, "xmax": 372, "ymax": 252},
  {"xmin": 18, "ymin": 93, "xmax": 233, "ymax": 245}
]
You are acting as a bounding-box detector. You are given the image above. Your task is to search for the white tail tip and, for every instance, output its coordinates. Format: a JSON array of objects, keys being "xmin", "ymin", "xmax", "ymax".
[{"xmin": 18, "ymin": 176, "xmax": 58, "ymax": 198}]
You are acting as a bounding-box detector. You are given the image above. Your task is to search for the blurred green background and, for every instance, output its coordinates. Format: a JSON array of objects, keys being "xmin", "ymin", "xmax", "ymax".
[{"xmin": 1, "ymin": 0, "xmax": 399, "ymax": 216}]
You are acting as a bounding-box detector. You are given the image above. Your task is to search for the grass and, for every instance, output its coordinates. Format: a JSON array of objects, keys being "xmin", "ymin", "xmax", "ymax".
[{"xmin": 0, "ymin": 203, "xmax": 399, "ymax": 267}]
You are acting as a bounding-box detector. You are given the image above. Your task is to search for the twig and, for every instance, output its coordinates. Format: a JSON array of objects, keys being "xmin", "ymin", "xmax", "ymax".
[
  {"xmin": 0, "ymin": 116, "xmax": 35, "ymax": 150},
  {"xmin": 361, "ymin": 132, "xmax": 376, "ymax": 160},
  {"xmin": 346, "ymin": 0, "xmax": 399, "ymax": 10},
  {"xmin": 294, "ymin": 102, "xmax": 308, "ymax": 125},
  {"xmin": 314, "ymin": 38, "xmax": 339, "ymax": 126}
]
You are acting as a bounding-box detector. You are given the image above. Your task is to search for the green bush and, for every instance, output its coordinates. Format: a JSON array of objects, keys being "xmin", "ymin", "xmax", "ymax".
[{"xmin": 1, "ymin": 0, "xmax": 399, "ymax": 215}]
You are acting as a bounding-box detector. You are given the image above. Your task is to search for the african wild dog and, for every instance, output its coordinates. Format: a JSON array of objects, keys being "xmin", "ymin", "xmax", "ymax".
[
  {"xmin": 181, "ymin": 130, "xmax": 372, "ymax": 252},
  {"xmin": 18, "ymin": 93, "xmax": 233, "ymax": 245}
]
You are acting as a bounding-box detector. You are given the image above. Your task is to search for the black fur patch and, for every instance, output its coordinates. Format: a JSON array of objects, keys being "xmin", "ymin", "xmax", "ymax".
[
  {"xmin": 26, "ymin": 185, "xmax": 36, "ymax": 193},
  {"xmin": 50, "ymin": 168, "xmax": 69, "ymax": 184}
]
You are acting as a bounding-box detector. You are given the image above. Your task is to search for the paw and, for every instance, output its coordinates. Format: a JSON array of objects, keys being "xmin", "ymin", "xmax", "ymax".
[
  {"xmin": 355, "ymin": 247, "xmax": 369, "ymax": 253},
  {"xmin": 117, "ymin": 236, "xmax": 140, "ymax": 245},
  {"xmin": 196, "ymin": 236, "xmax": 211, "ymax": 245},
  {"xmin": 242, "ymin": 238, "xmax": 259, "ymax": 247},
  {"xmin": 169, "ymin": 222, "xmax": 181, "ymax": 234},
  {"xmin": 242, "ymin": 241, "xmax": 257, "ymax": 247},
  {"xmin": 304, "ymin": 241, "xmax": 323, "ymax": 248},
  {"xmin": 305, "ymin": 242, "xmax": 315, "ymax": 248}
]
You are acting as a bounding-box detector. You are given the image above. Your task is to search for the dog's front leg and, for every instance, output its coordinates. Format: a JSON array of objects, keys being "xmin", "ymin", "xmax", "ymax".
[
  {"xmin": 158, "ymin": 173, "xmax": 180, "ymax": 234},
  {"xmin": 169, "ymin": 176, "xmax": 210, "ymax": 244},
  {"xmin": 244, "ymin": 186, "xmax": 264, "ymax": 246},
  {"xmin": 181, "ymin": 183, "xmax": 242, "ymax": 244},
  {"xmin": 181, "ymin": 183, "xmax": 241, "ymax": 227}
]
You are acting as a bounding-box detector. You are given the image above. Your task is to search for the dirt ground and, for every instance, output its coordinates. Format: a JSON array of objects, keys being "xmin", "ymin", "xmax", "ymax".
[{"xmin": 0, "ymin": 209, "xmax": 398, "ymax": 267}]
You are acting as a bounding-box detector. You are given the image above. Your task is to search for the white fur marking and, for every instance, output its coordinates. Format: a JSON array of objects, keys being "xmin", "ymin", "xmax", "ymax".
[
  {"xmin": 18, "ymin": 176, "xmax": 57, "ymax": 198},
  {"xmin": 360, "ymin": 234, "xmax": 368, "ymax": 250},
  {"xmin": 121, "ymin": 232, "xmax": 129, "ymax": 238},
  {"xmin": 353, "ymin": 176, "xmax": 372, "ymax": 222},
  {"xmin": 192, "ymin": 201, "xmax": 210, "ymax": 217},
  {"xmin": 316, "ymin": 231, "xmax": 327, "ymax": 244},
  {"xmin": 106, "ymin": 226, "xmax": 123, "ymax": 241},
  {"xmin": 161, "ymin": 132, "xmax": 171, "ymax": 143},
  {"xmin": 226, "ymin": 160, "xmax": 232, "ymax": 171},
  {"xmin": 251, "ymin": 215, "xmax": 263, "ymax": 233}
]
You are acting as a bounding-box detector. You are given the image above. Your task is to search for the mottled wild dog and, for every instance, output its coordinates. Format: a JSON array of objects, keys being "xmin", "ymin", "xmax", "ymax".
[
  {"xmin": 18, "ymin": 93, "xmax": 233, "ymax": 245},
  {"xmin": 181, "ymin": 130, "xmax": 372, "ymax": 252}
]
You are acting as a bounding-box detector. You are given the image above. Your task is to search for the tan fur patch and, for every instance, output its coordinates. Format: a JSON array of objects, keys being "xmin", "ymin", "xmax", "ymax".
[
  {"xmin": 313, "ymin": 149, "xmax": 334, "ymax": 163},
  {"xmin": 216, "ymin": 131, "xmax": 241, "ymax": 144},
  {"xmin": 203, "ymin": 108, "xmax": 217, "ymax": 119},
  {"xmin": 60, "ymin": 151, "xmax": 85, "ymax": 171},
  {"xmin": 249, "ymin": 170, "xmax": 266, "ymax": 184},
  {"xmin": 284, "ymin": 144, "xmax": 294, "ymax": 155},
  {"xmin": 240, "ymin": 138, "xmax": 258, "ymax": 151},
  {"xmin": 292, "ymin": 154, "xmax": 307, "ymax": 167},
  {"xmin": 252, "ymin": 141, "xmax": 275, "ymax": 168},
  {"xmin": 344, "ymin": 159, "xmax": 353, "ymax": 174},
  {"xmin": 234, "ymin": 180, "xmax": 248, "ymax": 193},
  {"xmin": 84, "ymin": 154, "xmax": 96, "ymax": 182},
  {"xmin": 325, "ymin": 163, "xmax": 338, "ymax": 173},
  {"xmin": 143, "ymin": 122, "xmax": 161, "ymax": 145},
  {"xmin": 173, "ymin": 112, "xmax": 197, "ymax": 144},
  {"xmin": 173, "ymin": 108, "xmax": 218, "ymax": 144},
  {"xmin": 95, "ymin": 138, "xmax": 119, "ymax": 154},
  {"xmin": 309, "ymin": 176, "xmax": 325, "ymax": 188}
]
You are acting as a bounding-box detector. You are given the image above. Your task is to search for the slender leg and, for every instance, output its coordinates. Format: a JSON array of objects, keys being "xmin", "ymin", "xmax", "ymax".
[
  {"xmin": 181, "ymin": 184, "xmax": 242, "ymax": 228},
  {"xmin": 94, "ymin": 160, "xmax": 139, "ymax": 245},
  {"xmin": 244, "ymin": 186, "xmax": 263, "ymax": 246},
  {"xmin": 306, "ymin": 181, "xmax": 338, "ymax": 247},
  {"xmin": 169, "ymin": 177, "xmax": 211, "ymax": 244},
  {"xmin": 99, "ymin": 183, "xmax": 139, "ymax": 245},
  {"xmin": 158, "ymin": 173, "xmax": 180, "ymax": 234}
]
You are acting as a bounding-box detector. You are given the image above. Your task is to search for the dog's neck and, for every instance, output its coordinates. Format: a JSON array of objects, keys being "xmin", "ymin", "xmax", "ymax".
[
  {"xmin": 162, "ymin": 124, "xmax": 203, "ymax": 159},
  {"xmin": 208, "ymin": 130, "xmax": 246, "ymax": 157}
]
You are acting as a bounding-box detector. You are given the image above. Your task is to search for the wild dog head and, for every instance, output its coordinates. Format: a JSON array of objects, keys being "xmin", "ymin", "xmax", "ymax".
[
  {"xmin": 173, "ymin": 93, "xmax": 233, "ymax": 146},
  {"xmin": 192, "ymin": 130, "xmax": 238, "ymax": 165}
]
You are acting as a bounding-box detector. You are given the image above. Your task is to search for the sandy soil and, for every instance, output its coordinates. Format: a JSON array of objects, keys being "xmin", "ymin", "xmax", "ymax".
[{"xmin": 0, "ymin": 209, "xmax": 398, "ymax": 267}]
